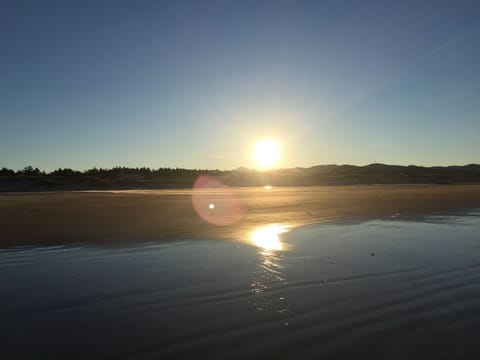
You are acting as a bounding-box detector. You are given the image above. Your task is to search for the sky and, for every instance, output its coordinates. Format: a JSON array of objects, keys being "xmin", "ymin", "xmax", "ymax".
[{"xmin": 1, "ymin": 0, "xmax": 479, "ymax": 171}]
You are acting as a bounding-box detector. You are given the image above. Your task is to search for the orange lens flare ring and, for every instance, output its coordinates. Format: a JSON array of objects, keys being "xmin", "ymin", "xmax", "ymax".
[{"xmin": 192, "ymin": 176, "xmax": 244, "ymax": 226}]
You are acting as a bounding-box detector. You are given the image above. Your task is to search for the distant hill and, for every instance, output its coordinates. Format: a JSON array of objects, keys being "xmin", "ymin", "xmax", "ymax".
[
  {"xmin": 226, "ymin": 163, "xmax": 480, "ymax": 187},
  {"xmin": 1, "ymin": 164, "xmax": 479, "ymax": 191}
]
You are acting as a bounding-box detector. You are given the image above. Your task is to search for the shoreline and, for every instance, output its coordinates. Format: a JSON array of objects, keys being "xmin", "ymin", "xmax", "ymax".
[
  {"xmin": 1, "ymin": 184, "xmax": 480, "ymax": 247},
  {"xmin": 2, "ymin": 181, "xmax": 480, "ymax": 195}
]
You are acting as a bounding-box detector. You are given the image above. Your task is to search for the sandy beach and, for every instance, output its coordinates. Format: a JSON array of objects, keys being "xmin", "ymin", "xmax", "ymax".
[
  {"xmin": 1, "ymin": 184, "xmax": 480, "ymax": 246},
  {"xmin": 2, "ymin": 185, "xmax": 480, "ymax": 358}
]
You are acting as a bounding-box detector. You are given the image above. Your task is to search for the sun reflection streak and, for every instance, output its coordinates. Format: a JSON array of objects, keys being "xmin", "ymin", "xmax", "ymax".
[
  {"xmin": 249, "ymin": 224, "xmax": 290, "ymax": 318},
  {"xmin": 250, "ymin": 224, "xmax": 288, "ymax": 251}
]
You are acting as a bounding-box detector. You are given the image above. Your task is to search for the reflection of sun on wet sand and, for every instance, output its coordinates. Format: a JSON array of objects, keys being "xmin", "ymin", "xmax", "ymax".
[
  {"xmin": 1, "ymin": 184, "xmax": 480, "ymax": 246},
  {"xmin": 250, "ymin": 224, "xmax": 288, "ymax": 251}
]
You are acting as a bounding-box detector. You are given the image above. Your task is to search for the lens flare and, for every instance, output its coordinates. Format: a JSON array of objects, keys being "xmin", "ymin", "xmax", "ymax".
[{"xmin": 192, "ymin": 176, "xmax": 244, "ymax": 226}]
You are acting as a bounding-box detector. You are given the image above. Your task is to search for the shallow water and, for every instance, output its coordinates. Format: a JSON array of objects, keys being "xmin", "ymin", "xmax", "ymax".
[{"xmin": 1, "ymin": 213, "xmax": 480, "ymax": 359}]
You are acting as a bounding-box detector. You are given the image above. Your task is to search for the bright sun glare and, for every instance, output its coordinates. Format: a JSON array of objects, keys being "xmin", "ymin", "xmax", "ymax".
[
  {"xmin": 250, "ymin": 224, "xmax": 287, "ymax": 251},
  {"xmin": 253, "ymin": 139, "xmax": 280, "ymax": 169}
]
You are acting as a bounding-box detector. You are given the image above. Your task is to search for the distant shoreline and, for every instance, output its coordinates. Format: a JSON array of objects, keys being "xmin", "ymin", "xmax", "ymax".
[{"xmin": 2, "ymin": 182, "xmax": 480, "ymax": 194}]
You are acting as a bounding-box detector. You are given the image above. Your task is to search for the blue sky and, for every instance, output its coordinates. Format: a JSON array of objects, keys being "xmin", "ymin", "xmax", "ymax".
[{"xmin": 1, "ymin": 0, "xmax": 479, "ymax": 170}]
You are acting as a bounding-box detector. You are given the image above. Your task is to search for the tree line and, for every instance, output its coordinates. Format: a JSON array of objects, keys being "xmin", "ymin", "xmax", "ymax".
[{"xmin": 0, "ymin": 166, "xmax": 224, "ymax": 179}]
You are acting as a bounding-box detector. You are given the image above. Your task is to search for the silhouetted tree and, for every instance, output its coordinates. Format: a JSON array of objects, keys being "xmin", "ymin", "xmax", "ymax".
[
  {"xmin": 0, "ymin": 167, "xmax": 15, "ymax": 176},
  {"xmin": 19, "ymin": 166, "xmax": 41, "ymax": 176},
  {"xmin": 50, "ymin": 168, "xmax": 82, "ymax": 178}
]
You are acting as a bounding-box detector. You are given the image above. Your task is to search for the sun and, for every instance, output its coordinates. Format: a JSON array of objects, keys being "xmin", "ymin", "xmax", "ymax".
[{"xmin": 253, "ymin": 139, "xmax": 280, "ymax": 169}]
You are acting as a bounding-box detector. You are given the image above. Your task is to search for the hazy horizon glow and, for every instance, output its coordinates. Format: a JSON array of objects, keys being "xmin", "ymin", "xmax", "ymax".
[{"xmin": 1, "ymin": 0, "xmax": 479, "ymax": 171}]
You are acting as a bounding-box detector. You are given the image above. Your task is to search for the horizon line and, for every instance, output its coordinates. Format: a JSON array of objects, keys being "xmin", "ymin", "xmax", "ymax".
[{"xmin": 2, "ymin": 162, "xmax": 479, "ymax": 173}]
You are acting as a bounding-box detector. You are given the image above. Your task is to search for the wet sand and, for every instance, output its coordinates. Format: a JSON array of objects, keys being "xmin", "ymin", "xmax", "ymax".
[
  {"xmin": 1, "ymin": 184, "xmax": 480, "ymax": 246},
  {"xmin": 1, "ymin": 214, "xmax": 480, "ymax": 358}
]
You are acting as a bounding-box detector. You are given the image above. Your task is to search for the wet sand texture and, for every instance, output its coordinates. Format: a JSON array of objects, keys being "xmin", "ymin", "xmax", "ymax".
[{"xmin": 1, "ymin": 216, "xmax": 480, "ymax": 358}]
